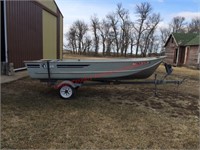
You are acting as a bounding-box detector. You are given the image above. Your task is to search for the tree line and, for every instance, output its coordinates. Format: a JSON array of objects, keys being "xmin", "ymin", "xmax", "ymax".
[{"xmin": 65, "ymin": 2, "xmax": 200, "ymax": 57}]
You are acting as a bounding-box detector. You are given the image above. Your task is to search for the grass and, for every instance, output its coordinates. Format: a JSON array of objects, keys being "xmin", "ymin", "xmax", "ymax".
[
  {"xmin": 1, "ymin": 57, "xmax": 200, "ymax": 149},
  {"xmin": 156, "ymin": 65, "xmax": 199, "ymax": 80}
]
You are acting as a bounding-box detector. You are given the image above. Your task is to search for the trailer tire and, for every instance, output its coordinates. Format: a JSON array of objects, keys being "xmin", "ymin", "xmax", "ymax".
[{"xmin": 59, "ymin": 85, "xmax": 75, "ymax": 99}]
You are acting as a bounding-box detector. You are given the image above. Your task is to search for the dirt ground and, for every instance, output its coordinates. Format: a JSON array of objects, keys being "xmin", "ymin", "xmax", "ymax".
[{"xmin": 1, "ymin": 55, "xmax": 200, "ymax": 149}]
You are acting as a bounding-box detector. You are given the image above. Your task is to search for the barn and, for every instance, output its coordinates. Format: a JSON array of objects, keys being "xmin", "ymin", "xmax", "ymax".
[
  {"xmin": 1, "ymin": 0, "xmax": 63, "ymax": 74},
  {"xmin": 164, "ymin": 33, "xmax": 200, "ymax": 68}
]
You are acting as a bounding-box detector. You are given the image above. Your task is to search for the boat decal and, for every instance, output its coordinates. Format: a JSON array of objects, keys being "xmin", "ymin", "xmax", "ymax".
[
  {"xmin": 57, "ymin": 64, "xmax": 90, "ymax": 68},
  {"xmin": 132, "ymin": 61, "xmax": 150, "ymax": 67},
  {"xmin": 27, "ymin": 64, "xmax": 40, "ymax": 68},
  {"xmin": 42, "ymin": 64, "xmax": 54, "ymax": 69}
]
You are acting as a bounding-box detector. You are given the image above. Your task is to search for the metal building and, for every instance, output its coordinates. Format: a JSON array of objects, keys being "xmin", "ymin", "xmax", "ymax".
[{"xmin": 1, "ymin": 0, "xmax": 63, "ymax": 73}]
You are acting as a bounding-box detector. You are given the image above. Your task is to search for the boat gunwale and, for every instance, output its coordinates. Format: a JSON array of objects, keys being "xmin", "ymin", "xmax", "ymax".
[{"xmin": 24, "ymin": 56, "xmax": 166, "ymax": 63}]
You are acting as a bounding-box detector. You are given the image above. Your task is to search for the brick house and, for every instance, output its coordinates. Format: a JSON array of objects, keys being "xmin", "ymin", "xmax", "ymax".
[{"xmin": 164, "ymin": 33, "xmax": 200, "ymax": 68}]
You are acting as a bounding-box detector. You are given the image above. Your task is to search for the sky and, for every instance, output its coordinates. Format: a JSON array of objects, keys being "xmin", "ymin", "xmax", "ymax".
[{"xmin": 56, "ymin": 0, "xmax": 200, "ymax": 34}]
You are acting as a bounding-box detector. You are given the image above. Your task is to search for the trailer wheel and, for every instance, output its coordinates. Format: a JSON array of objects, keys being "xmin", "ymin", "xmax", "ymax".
[{"xmin": 59, "ymin": 85, "xmax": 75, "ymax": 99}]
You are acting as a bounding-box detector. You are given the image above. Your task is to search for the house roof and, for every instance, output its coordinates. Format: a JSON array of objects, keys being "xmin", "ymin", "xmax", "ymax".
[
  {"xmin": 164, "ymin": 33, "xmax": 200, "ymax": 47},
  {"xmin": 186, "ymin": 34, "xmax": 200, "ymax": 45}
]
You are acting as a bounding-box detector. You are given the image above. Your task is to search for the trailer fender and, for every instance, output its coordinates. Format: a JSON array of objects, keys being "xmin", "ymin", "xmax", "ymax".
[{"xmin": 54, "ymin": 80, "xmax": 81, "ymax": 89}]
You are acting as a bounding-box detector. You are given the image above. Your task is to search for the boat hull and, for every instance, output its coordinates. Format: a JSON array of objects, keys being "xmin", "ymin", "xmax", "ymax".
[{"xmin": 24, "ymin": 57, "xmax": 165, "ymax": 81}]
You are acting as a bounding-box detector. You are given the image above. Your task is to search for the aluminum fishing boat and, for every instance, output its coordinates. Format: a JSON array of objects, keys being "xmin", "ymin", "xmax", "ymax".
[
  {"xmin": 24, "ymin": 56, "xmax": 166, "ymax": 81},
  {"xmin": 24, "ymin": 56, "xmax": 185, "ymax": 100}
]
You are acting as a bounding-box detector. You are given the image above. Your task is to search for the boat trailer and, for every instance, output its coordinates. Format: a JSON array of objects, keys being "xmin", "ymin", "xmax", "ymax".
[{"xmin": 41, "ymin": 63, "xmax": 185, "ymax": 99}]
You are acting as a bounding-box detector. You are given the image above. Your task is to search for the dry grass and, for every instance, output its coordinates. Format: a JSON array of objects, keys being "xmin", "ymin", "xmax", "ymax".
[
  {"xmin": 1, "ymin": 55, "xmax": 200, "ymax": 149},
  {"xmin": 156, "ymin": 65, "xmax": 199, "ymax": 80}
]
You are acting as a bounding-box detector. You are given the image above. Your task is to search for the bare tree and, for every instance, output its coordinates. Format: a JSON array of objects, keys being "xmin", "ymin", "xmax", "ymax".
[
  {"xmin": 116, "ymin": 3, "xmax": 131, "ymax": 56},
  {"xmin": 66, "ymin": 25, "xmax": 77, "ymax": 53},
  {"xmin": 134, "ymin": 2, "xmax": 152, "ymax": 56},
  {"xmin": 106, "ymin": 12, "xmax": 120, "ymax": 56},
  {"xmin": 148, "ymin": 35, "xmax": 160, "ymax": 55},
  {"xmin": 170, "ymin": 16, "xmax": 186, "ymax": 33},
  {"xmin": 159, "ymin": 26, "xmax": 171, "ymax": 54},
  {"xmin": 99, "ymin": 19, "xmax": 111, "ymax": 55},
  {"xmin": 106, "ymin": 31, "xmax": 115, "ymax": 56},
  {"xmin": 141, "ymin": 13, "xmax": 161, "ymax": 57},
  {"xmin": 64, "ymin": 2, "xmax": 164, "ymax": 57},
  {"xmin": 74, "ymin": 20, "xmax": 88, "ymax": 54},
  {"xmin": 188, "ymin": 17, "xmax": 200, "ymax": 33},
  {"xmin": 123, "ymin": 23, "xmax": 131, "ymax": 56},
  {"xmin": 91, "ymin": 15, "xmax": 100, "ymax": 55},
  {"xmin": 160, "ymin": 26, "xmax": 171, "ymax": 45},
  {"xmin": 82, "ymin": 36, "xmax": 92, "ymax": 54},
  {"xmin": 129, "ymin": 22, "xmax": 137, "ymax": 56},
  {"xmin": 130, "ymin": 34, "xmax": 137, "ymax": 56}
]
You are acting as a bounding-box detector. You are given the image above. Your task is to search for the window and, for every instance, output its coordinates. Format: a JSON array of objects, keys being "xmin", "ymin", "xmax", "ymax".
[{"xmin": 171, "ymin": 37, "xmax": 174, "ymax": 43}]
